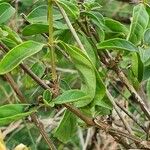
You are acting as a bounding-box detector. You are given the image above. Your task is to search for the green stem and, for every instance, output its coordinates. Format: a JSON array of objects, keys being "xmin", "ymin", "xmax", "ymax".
[
  {"xmin": 48, "ymin": 0, "xmax": 57, "ymax": 82},
  {"xmin": 55, "ymin": 1, "xmax": 87, "ymax": 54}
]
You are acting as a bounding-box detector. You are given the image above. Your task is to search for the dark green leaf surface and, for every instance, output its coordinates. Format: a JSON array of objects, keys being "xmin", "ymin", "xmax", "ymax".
[
  {"xmin": 22, "ymin": 22, "xmax": 68, "ymax": 36},
  {"xmin": 22, "ymin": 24, "xmax": 49, "ymax": 36}
]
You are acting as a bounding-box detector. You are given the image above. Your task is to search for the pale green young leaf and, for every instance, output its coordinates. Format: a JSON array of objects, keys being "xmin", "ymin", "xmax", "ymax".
[{"xmin": 131, "ymin": 53, "xmax": 143, "ymax": 82}]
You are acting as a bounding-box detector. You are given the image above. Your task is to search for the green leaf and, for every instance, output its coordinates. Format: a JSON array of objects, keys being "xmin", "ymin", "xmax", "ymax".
[
  {"xmin": 1, "ymin": 25, "xmax": 22, "ymax": 44},
  {"xmin": 79, "ymin": 32, "xmax": 97, "ymax": 66},
  {"xmin": 0, "ymin": 104, "xmax": 35, "ymax": 126},
  {"xmin": 95, "ymin": 105, "xmax": 111, "ymax": 116},
  {"xmin": 58, "ymin": 0, "xmax": 79, "ymax": 20},
  {"xmin": 53, "ymin": 90, "xmax": 91, "ymax": 107},
  {"xmin": 43, "ymin": 90, "xmax": 52, "ymax": 106},
  {"xmin": 0, "ymin": 3, "xmax": 15, "ymax": 24},
  {"xmin": 27, "ymin": 5, "xmax": 62, "ymax": 24},
  {"xmin": 22, "ymin": 24, "xmax": 49, "ymax": 36},
  {"xmin": 131, "ymin": 53, "xmax": 143, "ymax": 82},
  {"xmin": 83, "ymin": 1, "xmax": 101, "ymax": 11},
  {"xmin": 139, "ymin": 47, "xmax": 150, "ymax": 66},
  {"xmin": 81, "ymin": 11, "xmax": 105, "ymax": 41},
  {"xmin": 54, "ymin": 110, "xmax": 77, "ymax": 143},
  {"xmin": 144, "ymin": 28, "xmax": 150, "ymax": 46},
  {"xmin": 105, "ymin": 18, "xmax": 128, "ymax": 35},
  {"xmin": 54, "ymin": 21, "xmax": 68, "ymax": 30},
  {"xmin": 1, "ymin": 37, "xmax": 17, "ymax": 49},
  {"xmin": 22, "ymin": 22, "xmax": 68, "ymax": 36},
  {"xmin": 0, "ymin": 27, "xmax": 8, "ymax": 37},
  {"xmin": 59, "ymin": 41, "xmax": 106, "ymax": 107},
  {"xmin": 92, "ymin": 72, "xmax": 107, "ymax": 109},
  {"xmin": 27, "ymin": 5, "xmax": 47, "ymax": 23},
  {"xmin": 82, "ymin": 11, "xmax": 105, "ymax": 30},
  {"xmin": 59, "ymin": 41, "xmax": 96, "ymax": 104},
  {"xmin": 22, "ymin": 62, "xmax": 45, "ymax": 88},
  {"xmin": 127, "ymin": 4, "xmax": 149, "ymax": 45},
  {"xmin": 30, "ymin": 62, "xmax": 45, "ymax": 78},
  {"xmin": 97, "ymin": 38, "xmax": 138, "ymax": 52},
  {"xmin": 0, "ymin": 41, "xmax": 44, "ymax": 74},
  {"xmin": 96, "ymin": 95, "xmax": 113, "ymax": 110}
]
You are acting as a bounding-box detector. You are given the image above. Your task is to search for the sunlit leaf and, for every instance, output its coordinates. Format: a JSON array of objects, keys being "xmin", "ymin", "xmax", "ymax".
[{"xmin": 0, "ymin": 41, "xmax": 44, "ymax": 74}]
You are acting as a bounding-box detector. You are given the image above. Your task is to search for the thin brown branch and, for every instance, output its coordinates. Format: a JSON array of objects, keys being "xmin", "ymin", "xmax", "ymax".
[
  {"xmin": 106, "ymin": 90, "xmax": 134, "ymax": 135},
  {"xmin": 116, "ymin": 101, "xmax": 147, "ymax": 132},
  {"xmin": 4, "ymin": 63, "xmax": 149, "ymax": 148},
  {"xmin": 4, "ymin": 73, "xmax": 56, "ymax": 150},
  {"xmin": 55, "ymin": 1, "xmax": 87, "ymax": 54},
  {"xmin": 115, "ymin": 68, "xmax": 150, "ymax": 120},
  {"xmin": 3, "ymin": 64, "xmax": 145, "ymax": 148}
]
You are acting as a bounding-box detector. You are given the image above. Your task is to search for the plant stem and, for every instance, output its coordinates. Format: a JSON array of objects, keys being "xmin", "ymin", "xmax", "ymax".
[
  {"xmin": 106, "ymin": 90, "xmax": 134, "ymax": 135},
  {"xmin": 116, "ymin": 102, "xmax": 147, "ymax": 132},
  {"xmin": 4, "ymin": 73, "xmax": 56, "ymax": 150},
  {"xmin": 48, "ymin": 0, "xmax": 57, "ymax": 82},
  {"xmin": 55, "ymin": 1, "xmax": 87, "ymax": 54}
]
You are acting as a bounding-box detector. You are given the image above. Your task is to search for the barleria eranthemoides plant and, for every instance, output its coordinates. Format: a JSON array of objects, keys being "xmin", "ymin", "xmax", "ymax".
[{"xmin": 0, "ymin": 0, "xmax": 150, "ymax": 149}]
